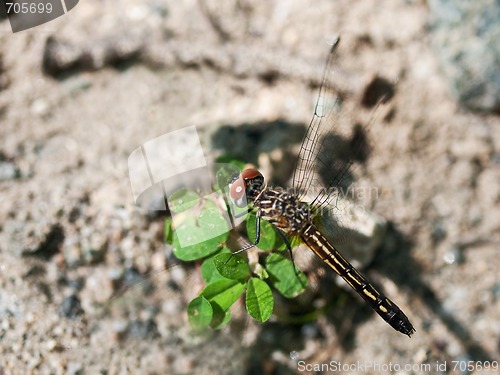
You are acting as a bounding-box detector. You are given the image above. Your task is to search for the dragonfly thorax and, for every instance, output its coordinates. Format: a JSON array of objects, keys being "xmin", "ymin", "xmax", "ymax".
[
  {"xmin": 254, "ymin": 189, "xmax": 312, "ymax": 236},
  {"xmin": 229, "ymin": 168, "xmax": 311, "ymax": 235}
]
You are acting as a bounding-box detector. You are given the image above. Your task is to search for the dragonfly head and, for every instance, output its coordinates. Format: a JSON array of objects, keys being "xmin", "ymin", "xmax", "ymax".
[{"xmin": 229, "ymin": 168, "xmax": 265, "ymax": 207}]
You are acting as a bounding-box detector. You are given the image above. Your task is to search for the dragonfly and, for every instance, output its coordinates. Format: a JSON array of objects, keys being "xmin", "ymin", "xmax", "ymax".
[{"xmin": 227, "ymin": 37, "xmax": 415, "ymax": 337}]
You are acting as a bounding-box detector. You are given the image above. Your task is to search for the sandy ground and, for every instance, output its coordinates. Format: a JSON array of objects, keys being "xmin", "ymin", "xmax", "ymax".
[{"xmin": 0, "ymin": 0, "xmax": 499, "ymax": 374}]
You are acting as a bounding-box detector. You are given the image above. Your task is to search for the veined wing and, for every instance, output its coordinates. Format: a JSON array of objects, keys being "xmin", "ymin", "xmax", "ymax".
[
  {"xmin": 292, "ymin": 36, "xmax": 343, "ymax": 199},
  {"xmin": 292, "ymin": 35, "xmax": 372, "ymax": 211}
]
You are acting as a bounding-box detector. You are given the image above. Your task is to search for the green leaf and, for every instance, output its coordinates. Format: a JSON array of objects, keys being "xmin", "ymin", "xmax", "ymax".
[
  {"xmin": 209, "ymin": 304, "xmax": 232, "ymax": 329},
  {"xmin": 172, "ymin": 231, "xmax": 224, "ymax": 261},
  {"xmin": 266, "ymin": 253, "xmax": 307, "ymax": 298},
  {"xmin": 201, "ymin": 248, "xmax": 231, "ymax": 283},
  {"xmin": 245, "ymin": 278, "xmax": 274, "ymax": 322},
  {"xmin": 172, "ymin": 200, "xmax": 229, "ymax": 261},
  {"xmin": 246, "ymin": 214, "xmax": 277, "ymax": 251},
  {"xmin": 164, "ymin": 217, "xmax": 173, "ymax": 244},
  {"xmin": 212, "ymin": 160, "xmax": 242, "ymax": 190},
  {"xmin": 273, "ymin": 232, "xmax": 288, "ymax": 251},
  {"xmin": 168, "ymin": 189, "xmax": 200, "ymax": 213},
  {"xmin": 213, "ymin": 253, "xmax": 250, "ymax": 281},
  {"xmin": 201, "ymin": 278, "xmax": 246, "ymax": 312},
  {"xmin": 187, "ymin": 296, "xmax": 213, "ymax": 330}
]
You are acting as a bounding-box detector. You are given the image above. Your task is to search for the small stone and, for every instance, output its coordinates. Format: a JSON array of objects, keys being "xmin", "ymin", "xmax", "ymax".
[
  {"xmin": 0, "ymin": 161, "xmax": 19, "ymax": 180},
  {"xmin": 128, "ymin": 318, "xmax": 158, "ymax": 339},
  {"xmin": 31, "ymin": 98, "xmax": 50, "ymax": 116},
  {"xmin": 60, "ymin": 295, "xmax": 83, "ymax": 319},
  {"xmin": 46, "ymin": 339, "xmax": 63, "ymax": 352},
  {"xmin": 151, "ymin": 251, "xmax": 166, "ymax": 272},
  {"xmin": 111, "ymin": 320, "xmax": 128, "ymax": 342},
  {"xmin": 108, "ymin": 267, "xmax": 124, "ymax": 291},
  {"xmin": 23, "ymin": 223, "xmax": 65, "ymax": 259},
  {"xmin": 105, "ymin": 36, "xmax": 144, "ymax": 66},
  {"xmin": 42, "ymin": 37, "xmax": 85, "ymax": 76},
  {"xmin": 443, "ymin": 246, "xmax": 465, "ymax": 265},
  {"xmin": 82, "ymin": 245, "xmax": 105, "ymax": 265}
]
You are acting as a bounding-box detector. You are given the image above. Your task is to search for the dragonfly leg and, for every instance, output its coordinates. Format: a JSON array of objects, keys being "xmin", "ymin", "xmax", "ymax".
[
  {"xmin": 231, "ymin": 208, "xmax": 252, "ymax": 219},
  {"xmin": 273, "ymin": 225, "xmax": 306, "ymax": 287},
  {"xmin": 231, "ymin": 212, "xmax": 261, "ymax": 255},
  {"xmin": 273, "ymin": 226, "xmax": 294, "ymax": 263}
]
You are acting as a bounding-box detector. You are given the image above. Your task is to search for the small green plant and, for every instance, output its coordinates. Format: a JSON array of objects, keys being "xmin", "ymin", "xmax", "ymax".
[{"xmin": 165, "ymin": 163, "xmax": 307, "ymax": 330}]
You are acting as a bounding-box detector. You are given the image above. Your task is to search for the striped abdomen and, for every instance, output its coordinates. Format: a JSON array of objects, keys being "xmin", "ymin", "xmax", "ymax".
[{"xmin": 301, "ymin": 223, "xmax": 415, "ymax": 337}]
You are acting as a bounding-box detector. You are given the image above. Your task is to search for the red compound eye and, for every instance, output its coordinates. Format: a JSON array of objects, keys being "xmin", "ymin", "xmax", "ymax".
[
  {"xmin": 230, "ymin": 177, "xmax": 246, "ymax": 200},
  {"xmin": 241, "ymin": 168, "xmax": 262, "ymax": 181}
]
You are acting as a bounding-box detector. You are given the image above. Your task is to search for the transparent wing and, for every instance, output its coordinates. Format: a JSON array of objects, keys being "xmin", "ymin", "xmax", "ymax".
[
  {"xmin": 292, "ymin": 35, "xmax": 390, "ymax": 267},
  {"xmin": 292, "ymin": 36, "xmax": 342, "ymax": 197},
  {"xmin": 292, "ymin": 36, "xmax": 374, "ymax": 212}
]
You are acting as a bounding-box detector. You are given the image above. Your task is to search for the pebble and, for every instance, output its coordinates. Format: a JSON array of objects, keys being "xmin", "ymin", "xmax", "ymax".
[
  {"xmin": 128, "ymin": 318, "xmax": 158, "ymax": 339},
  {"xmin": 46, "ymin": 339, "xmax": 63, "ymax": 352},
  {"xmin": 443, "ymin": 246, "xmax": 465, "ymax": 265},
  {"xmin": 60, "ymin": 295, "xmax": 83, "ymax": 319},
  {"xmin": 0, "ymin": 161, "xmax": 19, "ymax": 180},
  {"xmin": 111, "ymin": 320, "xmax": 128, "ymax": 342}
]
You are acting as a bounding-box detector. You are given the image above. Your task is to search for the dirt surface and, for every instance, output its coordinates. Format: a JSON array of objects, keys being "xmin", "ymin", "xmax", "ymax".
[{"xmin": 1, "ymin": 0, "xmax": 499, "ymax": 374}]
